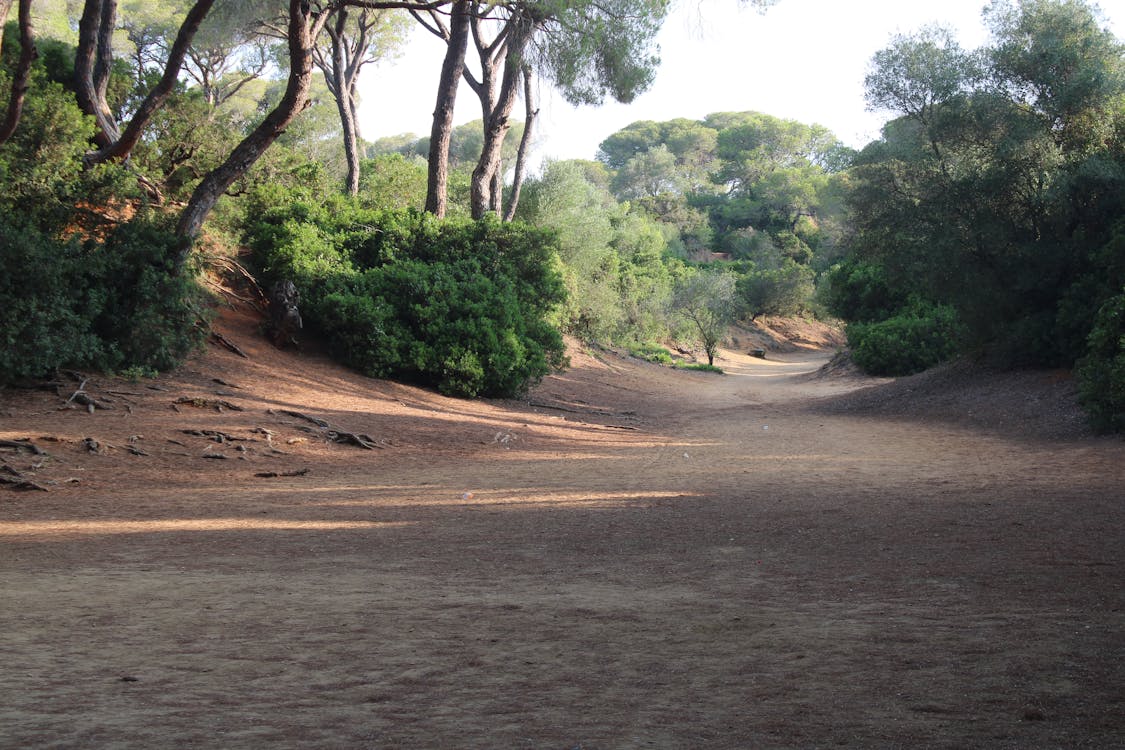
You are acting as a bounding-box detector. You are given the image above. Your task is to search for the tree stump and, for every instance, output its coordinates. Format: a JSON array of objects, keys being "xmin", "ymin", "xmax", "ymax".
[{"xmin": 267, "ymin": 280, "xmax": 302, "ymax": 348}]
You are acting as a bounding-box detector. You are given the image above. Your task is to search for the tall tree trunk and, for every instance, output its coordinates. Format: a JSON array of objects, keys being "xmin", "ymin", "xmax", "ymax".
[
  {"xmin": 88, "ymin": 0, "xmax": 215, "ymax": 164},
  {"xmin": 340, "ymin": 93, "xmax": 361, "ymax": 196},
  {"xmin": 75, "ymin": 0, "xmax": 120, "ymax": 147},
  {"xmin": 346, "ymin": 77, "xmax": 363, "ymax": 192},
  {"xmin": 424, "ymin": 0, "xmax": 469, "ymax": 217},
  {"xmin": 176, "ymin": 0, "xmax": 324, "ymax": 259},
  {"xmin": 489, "ymin": 169, "xmax": 502, "ymax": 214},
  {"xmin": 470, "ymin": 12, "xmax": 533, "ymax": 220},
  {"xmin": 93, "ymin": 0, "xmax": 115, "ymax": 106},
  {"xmin": 503, "ymin": 64, "xmax": 535, "ymax": 222},
  {"xmin": 329, "ymin": 8, "xmax": 362, "ymax": 196},
  {"xmin": 0, "ymin": 0, "xmax": 36, "ymax": 146}
]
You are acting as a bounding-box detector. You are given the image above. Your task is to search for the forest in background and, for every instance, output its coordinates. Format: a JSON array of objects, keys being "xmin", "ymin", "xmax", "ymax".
[{"xmin": 0, "ymin": 0, "xmax": 1122, "ymax": 430}]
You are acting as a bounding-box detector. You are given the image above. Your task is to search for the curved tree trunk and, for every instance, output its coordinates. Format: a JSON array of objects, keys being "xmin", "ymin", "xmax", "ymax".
[
  {"xmin": 0, "ymin": 0, "xmax": 36, "ymax": 146},
  {"xmin": 424, "ymin": 0, "xmax": 470, "ymax": 217},
  {"xmin": 75, "ymin": 0, "xmax": 120, "ymax": 147},
  {"xmin": 88, "ymin": 0, "xmax": 216, "ymax": 164},
  {"xmin": 503, "ymin": 63, "xmax": 535, "ymax": 222},
  {"xmin": 469, "ymin": 10, "xmax": 534, "ymax": 219},
  {"xmin": 176, "ymin": 0, "xmax": 323, "ymax": 260}
]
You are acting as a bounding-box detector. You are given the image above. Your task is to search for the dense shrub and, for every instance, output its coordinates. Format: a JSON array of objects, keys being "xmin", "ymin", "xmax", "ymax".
[
  {"xmin": 90, "ymin": 219, "xmax": 209, "ymax": 372},
  {"xmin": 0, "ymin": 220, "xmax": 96, "ymax": 381},
  {"xmin": 736, "ymin": 259, "xmax": 815, "ymax": 319},
  {"xmin": 0, "ymin": 214, "xmax": 207, "ymax": 383},
  {"xmin": 821, "ymin": 259, "xmax": 909, "ymax": 323},
  {"xmin": 247, "ymin": 198, "xmax": 567, "ymax": 397},
  {"xmin": 1076, "ymin": 290, "xmax": 1125, "ymax": 433},
  {"xmin": 847, "ymin": 302, "xmax": 962, "ymax": 376}
]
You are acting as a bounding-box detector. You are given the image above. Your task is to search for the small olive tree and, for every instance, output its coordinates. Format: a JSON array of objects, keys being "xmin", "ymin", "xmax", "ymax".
[{"xmin": 674, "ymin": 268, "xmax": 738, "ymax": 366}]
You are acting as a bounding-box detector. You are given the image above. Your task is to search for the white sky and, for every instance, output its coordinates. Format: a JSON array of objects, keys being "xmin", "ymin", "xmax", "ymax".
[{"xmin": 356, "ymin": 0, "xmax": 1125, "ymax": 163}]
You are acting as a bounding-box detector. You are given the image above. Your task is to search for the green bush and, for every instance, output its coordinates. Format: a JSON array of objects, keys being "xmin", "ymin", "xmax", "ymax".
[
  {"xmin": 0, "ymin": 220, "xmax": 98, "ymax": 381},
  {"xmin": 847, "ymin": 302, "xmax": 961, "ymax": 376},
  {"xmin": 0, "ymin": 214, "xmax": 207, "ymax": 383},
  {"xmin": 89, "ymin": 218, "xmax": 210, "ymax": 372},
  {"xmin": 1076, "ymin": 290, "xmax": 1125, "ymax": 433},
  {"xmin": 627, "ymin": 342, "xmax": 674, "ymax": 365},
  {"xmin": 736, "ymin": 259, "xmax": 815, "ymax": 319},
  {"xmin": 822, "ymin": 259, "xmax": 909, "ymax": 323},
  {"xmin": 675, "ymin": 362, "xmax": 724, "ymax": 374},
  {"xmin": 247, "ymin": 198, "xmax": 567, "ymax": 398}
]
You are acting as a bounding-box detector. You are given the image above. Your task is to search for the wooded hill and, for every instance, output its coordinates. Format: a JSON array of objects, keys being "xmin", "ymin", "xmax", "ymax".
[{"xmin": 0, "ymin": 0, "xmax": 1122, "ymax": 431}]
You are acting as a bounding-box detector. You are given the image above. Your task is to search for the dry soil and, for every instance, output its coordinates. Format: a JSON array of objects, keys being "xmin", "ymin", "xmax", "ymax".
[{"xmin": 1, "ymin": 310, "xmax": 1123, "ymax": 749}]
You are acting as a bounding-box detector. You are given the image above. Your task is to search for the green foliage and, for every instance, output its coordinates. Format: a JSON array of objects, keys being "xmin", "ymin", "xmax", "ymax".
[
  {"xmin": 627, "ymin": 343, "xmax": 674, "ymax": 365},
  {"xmin": 596, "ymin": 111, "xmax": 847, "ymax": 321},
  {"xmin": 536, "ymin": 0, "xmax": 671, "ymax": 107},
  {"xmin": 675, "ymin": 362, "xmax": 724, "ymax": 374},
  {"xmin": 91, "ymin": 218, "xmax": 210, "ymax": 372},
  {"xmin": 0, "ymin": 64, "xmax": 106, "ymax": 225},
  {"xmin": 246, "ymin": 195, "xmax": 567, "ymax": 397},
  {"xmin": 674, "ymin": 268, "xmax": 738, "ymax": 366},
  {"xmin": 515, "ymin": 159, "xmax": 677, "ymax": 343},
  {"xmin": 358, "ymin": 154, "xmax": 427, "ymax": 210},
  {"xmin": 0, "ymin": 213, "xmax": 207, "ymax": 383},
  {"xmin": 0, "ymin": 220, "xmax": 97, "ymax": 382},
  {"xmin": 842, "ymin": 0, "xmax": 1125, "ymax": 428},
  {"xmin": 1076, "ymin": 289, "xmax": 1125, "ymax": 433},
  {"xmin": 822, "ymin": 260, "xmax": 909, "ymax": 323},
  {"xmin": 735, "ymin": 259, "xmax": 815, "ymax": 319},
  {"xmin": 846, "ymin": 303, "xmax": 962, "ymax": 376}
]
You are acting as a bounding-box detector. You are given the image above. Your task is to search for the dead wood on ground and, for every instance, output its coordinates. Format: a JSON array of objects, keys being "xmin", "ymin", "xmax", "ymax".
[
  {"xmin": 268, "ymin": 409, "xmax": 381, "ymax": 450},
  {"xmin": 174, "ymin": 396, "xmax": 244, "ymax": 412}
]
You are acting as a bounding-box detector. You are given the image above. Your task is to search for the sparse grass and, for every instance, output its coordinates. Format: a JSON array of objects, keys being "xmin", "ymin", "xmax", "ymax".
[{"xmin": 676, "ymin": 362, "xmax": 724, "ymax": 374}]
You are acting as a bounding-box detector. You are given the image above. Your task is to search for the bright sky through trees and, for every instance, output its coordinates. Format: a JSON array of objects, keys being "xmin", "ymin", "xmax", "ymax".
[{"xmin": 357, "ymin": 0, "xmax": 1124, "ymax": 162}]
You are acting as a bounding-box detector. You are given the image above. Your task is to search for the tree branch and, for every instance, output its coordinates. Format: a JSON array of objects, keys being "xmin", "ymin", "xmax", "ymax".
[
  {"xmin": 176, "ymin": 1, "xmax": 332, "ymax": 248},
  {"xmin": 88, "ymin": 0, "xmax": 217, "ymax": 164},
  {"xmin": 0, "ymin": 0, "xmax": 36, "ymax": 146}
]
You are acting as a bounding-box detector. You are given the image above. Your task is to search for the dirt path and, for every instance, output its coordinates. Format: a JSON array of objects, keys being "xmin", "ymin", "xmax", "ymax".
[{"xmin": 2, "ymin": 318, "xmax": 1124, "ymax": 749}]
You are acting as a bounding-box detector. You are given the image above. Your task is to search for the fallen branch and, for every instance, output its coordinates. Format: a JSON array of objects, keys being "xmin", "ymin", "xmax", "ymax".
[
  {"xmin": 174, "ymin": 397, "xmax": 244, "ymax": 412},
  {"xmin": 58, "ymin": 378, "xmax": 113, "ymax": 413},
  {"xmin": 1, "ymin": 463, "xmax": 48, "ymax": 491},
  {"xmin": 181, "ymin": 429, "xmax": 254, "ymax": 444},
  {"xmin": 68, "ymin": 391, "xmax": 114, "ymax": 412},
  {"xmin": 64, "ymin": 377, "xmax": 90, "ymax": 401},
  {"xmin": 326, "ymin": 430, "xmax": 382, "ymax": 450},
  {"xmin": 0, "ymin": 475, "xmax": 48, "ymax": 492},
  {"xmin": 254, "ymin": 468, "xmax": 310, "ymax": 478},
  {"xmin": 273, "ymin": 409, "xmax": 330, "ymax": 429},
  {"xmin": 201, "ymin": 253, "xmax": 269, "ymax": 309},
  {"xmin": 0, "ymin": 438, "xmax": 45, "ymax": 455},
  {"xmin": 210, "ymin": 331, "xmax": 249, "ymax": 359},
  {"xmin": 268, "ymin": 409, "xmax": 381, "ymax": 450}
]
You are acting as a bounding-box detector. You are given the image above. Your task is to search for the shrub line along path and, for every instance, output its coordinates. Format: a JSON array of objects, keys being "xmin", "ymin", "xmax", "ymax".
[{"xmin": 2, "ymin": 310, "xmax": 1124, "ymax": 748}]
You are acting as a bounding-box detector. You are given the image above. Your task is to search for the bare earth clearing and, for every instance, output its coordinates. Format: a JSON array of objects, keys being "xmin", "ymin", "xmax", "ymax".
[{"xmin": 2, "ymin": 310, "xmax": 1123, "ymax": 749}]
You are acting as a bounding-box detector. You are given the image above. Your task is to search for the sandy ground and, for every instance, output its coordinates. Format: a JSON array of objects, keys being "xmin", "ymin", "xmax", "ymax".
[{"xmin": 2, "ymin": 309, "xmax": 1124, "ymax": 749}]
